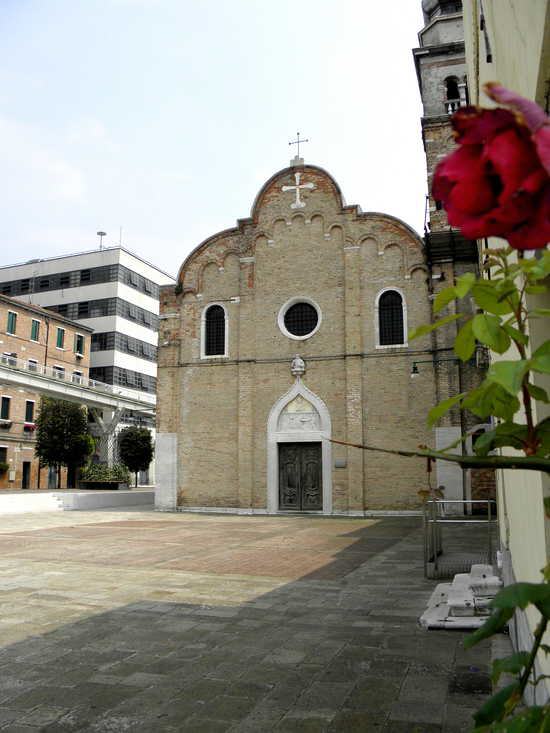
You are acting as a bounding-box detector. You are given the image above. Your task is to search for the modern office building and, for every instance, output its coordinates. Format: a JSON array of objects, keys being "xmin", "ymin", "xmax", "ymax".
[{"xmin": 0, "ymin": 247, "xmax": 175, "ymax": 483}]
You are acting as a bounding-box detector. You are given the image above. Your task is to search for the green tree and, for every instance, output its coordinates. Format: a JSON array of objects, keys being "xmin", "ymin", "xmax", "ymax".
[
  {"xmin": 34, "ymin": 398, "xmax": 94, "ymax": 488},
  {"xmin": 118, "ymin": 426, "xmax": 154, "ymax": 487}
]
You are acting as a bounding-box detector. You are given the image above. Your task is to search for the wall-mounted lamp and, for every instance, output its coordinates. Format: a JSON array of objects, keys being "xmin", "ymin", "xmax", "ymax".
[{"xmin": 410, "ymin": 357, "xmax": 459, "ymax": 378}]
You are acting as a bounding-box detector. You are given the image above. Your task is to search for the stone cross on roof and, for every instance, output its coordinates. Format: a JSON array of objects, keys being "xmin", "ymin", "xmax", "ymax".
[{"xmin": 281, "ymin": 171, "xmax": 316, "ymax": 210}]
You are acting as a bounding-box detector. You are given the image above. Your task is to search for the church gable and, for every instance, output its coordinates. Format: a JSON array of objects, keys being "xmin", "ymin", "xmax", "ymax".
[
  {"xmin": 176, "ymin": 163, "xmax": 426, "ymax": 302},
  {"xmin": 178, "ymin": 230, "xmax": 250, "ymax": 297},
  {"xmin": 251, "ymin": 165, "xmax": 344, "ymax": 225},
  {"xmin": 167, "ymin": 162, "xmax": 430, "ymax": 368}
]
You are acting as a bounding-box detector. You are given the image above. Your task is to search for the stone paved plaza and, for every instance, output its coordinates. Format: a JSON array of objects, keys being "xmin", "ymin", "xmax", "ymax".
[{"xmin": 0, "ymin": 510, "xmax": 492, "ymax": 732}]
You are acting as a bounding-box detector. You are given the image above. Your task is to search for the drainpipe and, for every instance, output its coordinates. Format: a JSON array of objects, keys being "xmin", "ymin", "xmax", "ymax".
[
  {"xmin": 37, "ymin": 317, "xmax": 51, "ymax": 490},
  {"xmin": 44, "ymin": 317, "xmax": 50, "ymax": 368}
]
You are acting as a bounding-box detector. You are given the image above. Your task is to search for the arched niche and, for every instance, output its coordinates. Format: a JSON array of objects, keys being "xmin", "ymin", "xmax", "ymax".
[
  {"xmin": 266, "ymin": 380, "xmax": 332, "ymax": 514},
  {"xmin": 310, "ymin": 214, "xmax": 324, "ymax": 236},
  {"xmin": 381, "ymin": 243, "xmax": 405, "ymax": 275}
]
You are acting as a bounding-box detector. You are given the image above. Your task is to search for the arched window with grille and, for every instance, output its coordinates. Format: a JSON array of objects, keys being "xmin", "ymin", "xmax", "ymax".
[
  {"xmin": 376, "ymin": 289, "xmax": 406, "ymax": 347},
  {"xmin": 202, "ymin": 303, "xmax": 227, "ymax": 358}
]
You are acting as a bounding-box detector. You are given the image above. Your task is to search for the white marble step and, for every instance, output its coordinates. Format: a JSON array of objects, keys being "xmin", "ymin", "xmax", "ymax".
[
  {"xmin": 0, "ymin": 489, "xmax": 154, "ymax": 514},
  {"xmin": 0, "ymin": 492, "xmax": 63, "ymax": 514}
]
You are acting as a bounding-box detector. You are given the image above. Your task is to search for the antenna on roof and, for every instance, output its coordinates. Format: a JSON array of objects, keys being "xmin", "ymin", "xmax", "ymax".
[{"xmin": 97, "ymin": 231, "xmax": 106, "ymax": 250}]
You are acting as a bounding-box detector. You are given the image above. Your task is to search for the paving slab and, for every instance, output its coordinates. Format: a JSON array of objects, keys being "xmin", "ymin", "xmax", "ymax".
[{"xmin": 0, "ymin": 510, "xmax": 493, "ymax": 731}]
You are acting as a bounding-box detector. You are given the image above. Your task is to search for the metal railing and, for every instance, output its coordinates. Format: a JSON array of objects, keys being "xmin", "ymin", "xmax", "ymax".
[
  {"xmin": 445, "ymin": 99, "xmax": 461, "ymax": 114},
  {"xmin": 423, "ymin": 499, "xmax": 498, "ymax": 579},
  {"xmin": 0, "ymin": 353, "xmax": 155, "ymax": 406}
]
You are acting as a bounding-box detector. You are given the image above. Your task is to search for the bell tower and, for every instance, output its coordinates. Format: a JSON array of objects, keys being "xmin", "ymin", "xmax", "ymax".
[
  {"xmin": 412, "ymin": 2, "xmax": 494, "ymax": 512},
  {"xmin": 413, "ymin": 0, "xmax": 470, "ymax": 238}
]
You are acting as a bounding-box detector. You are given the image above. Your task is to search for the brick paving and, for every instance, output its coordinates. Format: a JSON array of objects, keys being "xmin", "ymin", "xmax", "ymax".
[{"xmin": 0, "ymin": 510, "xmax": 491, "ymax": 731}]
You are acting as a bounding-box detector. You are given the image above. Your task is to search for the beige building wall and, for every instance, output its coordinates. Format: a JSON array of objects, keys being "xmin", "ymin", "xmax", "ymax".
[
  {"xmin": 462, "ymin": 0, "xmax": 550, "ymax": 704},
  {"xmin": 463, "ymin": 0, "xmax": 550, "ymax": 107}
]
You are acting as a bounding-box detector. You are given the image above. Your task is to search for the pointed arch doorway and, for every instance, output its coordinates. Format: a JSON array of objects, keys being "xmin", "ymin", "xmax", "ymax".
[{"xmin": 267, "ymin": 381, "xmax": 332, "ymax": 514}]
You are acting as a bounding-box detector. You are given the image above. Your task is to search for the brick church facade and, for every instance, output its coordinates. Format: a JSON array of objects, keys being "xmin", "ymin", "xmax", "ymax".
[{"xmin": 155, "ymin": 155, "xmax": 487, "ymax": 514}]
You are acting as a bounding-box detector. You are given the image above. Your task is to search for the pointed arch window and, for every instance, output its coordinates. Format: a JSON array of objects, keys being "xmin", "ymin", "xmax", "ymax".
[
  {"xmin": 377, "ymin": 289, "xmax": 406, "ymax": 347},
  {"xmin": 202, "ymin": 303, "xmax": 228, "ymax": 358}
]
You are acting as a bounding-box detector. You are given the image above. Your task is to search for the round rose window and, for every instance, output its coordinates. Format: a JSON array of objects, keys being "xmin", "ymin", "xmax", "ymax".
[{"xmin": 283, "ymin": 302, "xmax": 319, "ymax": 337}]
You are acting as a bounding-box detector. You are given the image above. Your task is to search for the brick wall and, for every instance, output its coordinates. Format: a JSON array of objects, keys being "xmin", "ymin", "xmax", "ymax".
[
  {"xmin": 158, "ymin": 163, "xmax": 483, "ymax": 511},
  {"xmin": 0, "ymin": 296, "xmax": 91, "ymax": 489}
]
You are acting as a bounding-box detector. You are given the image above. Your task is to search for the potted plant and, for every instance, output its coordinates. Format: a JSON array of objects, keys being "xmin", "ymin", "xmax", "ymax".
[{"xmin": 79, "ymin": 462, "xmax": 131, "ymax": 490}]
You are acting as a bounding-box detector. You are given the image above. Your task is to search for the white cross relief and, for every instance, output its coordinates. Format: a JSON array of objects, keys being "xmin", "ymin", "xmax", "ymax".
[{"xmin": 281, "ymin": 172, "xmax": 315, "ymax": 209}]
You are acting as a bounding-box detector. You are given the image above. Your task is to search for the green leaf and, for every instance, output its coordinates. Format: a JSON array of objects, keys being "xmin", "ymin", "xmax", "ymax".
[
  {"xmin": 472, "ymin": 281, "xmax": 517, "ymax": 315},
  {"xmin": 525, "ymin": 284, "xmax": 548, "ymax": 295},
  {"xmin": 535, "ymin": 417, "xmax": 550, "ymax": 458},
  {"xmin": 482, "ymin": 256, "xmax": 505, "ymax": 273},
  {"xmin": 527, "ymin": 383, "xmax": 550, "ymax": 403},
  {"xmin": 464, "ymin": 607, "xmax": 515, "ymax": 649},
  {"xmin": 532, "ymin": 308, "xmax": 550, "ymax": 317},
  {"xmin": 487, "ymin": 360, "xmax": 529, "ymax": 396},
  {"xmin": 502, "ymin": 323, "xmax": 529, "ymax": 347},
  {"xmin": 473, "ymin": 683, "xmax": 520, "ymax": 726},
  {"xmin": 475, "ymin": 705, "xmax": 550, "ymax": 732},
  {"xmin": 427, "ymin": 393, "xmax": 466, "ymax": 427},
  {"xmin": 491, "ymin": 388, "xmax": 521, "ymax": 421},
  {"xmin": 473, "ymin": 428, "xmax": 497, "ymax": 456},
  {"xmin": 531, "ymin": 341, "xmax": 550, "ymax": 375},
  {"xmin": 496, "ymin": 422, "xmax": 529, "ymax": 449},
  {"xmin": 496, "ymin": 286, "xmax": 519, "ymax": 305},
  {"xmin": 455, "ymin": 272, "xmax": 477, "ymax": 297},
  {"xmin": 472, "ymin": 423, "xmax": 528, "ymax": 456},
  {"xmin": 491, "ymin": 652, "xmax": 530, "ymax": 684},
  {"xmin": 462, "ymin": 381, "xmax": 520, "ymax": 421},
  {"xmin": 454, "ymin": 319, "xmax": 476, "ymax": 361},
  {"xmin": 527, "ymin": 384, "xmax": 550, "ymax": 404},
  {"xmin": 433, "ymin": 286, "xmax": 457, "ymax": 314},
  {"xmin": 472, "ymin": 314, "xmax": 511, "ymax": 354},
  {"xmin": 408, "ymin": 313, "xmax": 462, "ymax": 341},
  {"xmin": 526, "ymin": 250, "xmax": 550, "ymax": 280},
  {"xmin": 491, "ymin": 582, "xmax": 550, "ymax": 611}
]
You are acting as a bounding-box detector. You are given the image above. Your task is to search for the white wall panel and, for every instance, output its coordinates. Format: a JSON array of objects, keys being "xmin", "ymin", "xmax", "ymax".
[
  {"xmin": 91, "ymin": 349, "xmax": 157, "ymax": 376},
  {"xmin": 111, "ymin": 317, "xmax": 158, "ymax": 344},
  {"xmin": 0, "ymin": 249, "xmax": 120, "ymax": 279},
  {"xmin": 15, "ymin": 283, "xmax": 119, "ymax": 306},
  {"xmin": 116, "ymin": 283, "xmax": 159, "ymax": 313},
  {"xmin": 119, "ymin": 250, "xmax": 174, "ymax": 285}
]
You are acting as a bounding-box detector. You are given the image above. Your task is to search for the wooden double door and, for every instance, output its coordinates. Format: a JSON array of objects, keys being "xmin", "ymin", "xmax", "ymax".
[{"xmin": 278, "ymin": 442, "xmax": 322, "ymax": 511}]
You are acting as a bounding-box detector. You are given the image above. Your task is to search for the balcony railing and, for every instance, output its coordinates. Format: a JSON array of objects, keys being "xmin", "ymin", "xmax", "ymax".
[
  {"xmin": 0, "ymin": 354, "xmax": 156, "ymax": 405},
  {"xmin": 445, "ymin": 99, "xmax": 461, "ymax": 114}
]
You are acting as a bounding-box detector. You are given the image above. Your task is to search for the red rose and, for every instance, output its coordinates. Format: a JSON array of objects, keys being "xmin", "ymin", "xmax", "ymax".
[
  {"xmin": 432, "ymin": 99, "xmax": 550, "ymax": 250},
  {"xmin": 485, "ymin": 82, "xmax": 550, "ymax": 175}
]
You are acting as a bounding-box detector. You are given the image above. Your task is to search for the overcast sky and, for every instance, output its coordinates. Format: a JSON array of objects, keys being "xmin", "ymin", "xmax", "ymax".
[{"xmin": 1, "ymin": 0, "xmax": 427, "ymax": 277}]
